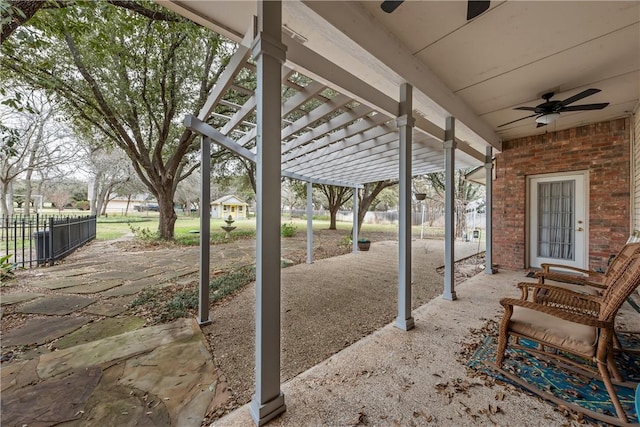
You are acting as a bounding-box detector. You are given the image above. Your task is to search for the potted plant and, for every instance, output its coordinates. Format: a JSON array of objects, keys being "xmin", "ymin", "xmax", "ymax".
[{"xmin": 357, "ymin": 238, "xmax": 371, "ymax": 251}]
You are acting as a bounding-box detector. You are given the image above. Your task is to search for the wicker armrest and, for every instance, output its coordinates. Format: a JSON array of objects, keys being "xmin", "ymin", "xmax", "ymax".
[
  {"xmin": 535, "ymin": 271, "xmax": 607, "ymax": 289},
  {"xmin": 517, "ymin": 282, "xmax": 603, "ymax": 303},
  {"xmin": 540, "ymin": 263, "xmax": 602, "ymax": 277},
  {"xmin": 499, "ymin": 297, "xmax": 610, "ymax": 329}
]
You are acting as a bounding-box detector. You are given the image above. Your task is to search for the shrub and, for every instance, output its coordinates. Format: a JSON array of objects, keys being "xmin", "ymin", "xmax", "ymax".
[
  {"xmin": 128, "ymin": 224, "xmax": 158, "ymax": 241},
  {"xmin": 281, "ymin": 222, "xmax": 297, "ymax": 237},
  {"xmin": 0, "ymin": 254, "xmax": 16, "ymax": 285}
]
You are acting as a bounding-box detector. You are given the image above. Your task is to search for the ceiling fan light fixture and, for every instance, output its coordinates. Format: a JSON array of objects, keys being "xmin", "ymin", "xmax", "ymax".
[{"xmin": 535, "ymin": 113, "xmax": 560, "ymax": 125}]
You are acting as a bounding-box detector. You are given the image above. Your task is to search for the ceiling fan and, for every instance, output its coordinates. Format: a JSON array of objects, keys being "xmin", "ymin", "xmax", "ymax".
[
  {"xmin": 498, "ymin": 89, "xmax": 610, "ymax": 128},
  {"xmin": 381, "ymin": 1, "xmax": 490, "ymax": 20}
]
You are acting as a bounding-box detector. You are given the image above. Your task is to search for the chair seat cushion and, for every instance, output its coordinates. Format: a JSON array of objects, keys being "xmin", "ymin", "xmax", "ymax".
[{"xmin": 510, "ymin": 306, "xmax": 597, "ymax": 357}]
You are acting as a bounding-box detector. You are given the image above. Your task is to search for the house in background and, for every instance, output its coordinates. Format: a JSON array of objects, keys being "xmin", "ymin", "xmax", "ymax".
[{"xmin": 210, "ymin": 195, "xmax": 249, "ymax": 220}]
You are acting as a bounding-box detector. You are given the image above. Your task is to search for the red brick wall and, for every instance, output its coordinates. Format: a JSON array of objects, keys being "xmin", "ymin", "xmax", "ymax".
[{"xmin": 493, "ymin": 118, "xmax": 630, "ymax": 270}]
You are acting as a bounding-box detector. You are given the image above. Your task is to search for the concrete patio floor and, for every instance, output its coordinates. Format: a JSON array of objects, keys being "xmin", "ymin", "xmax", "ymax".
[{"xmin": 214, "ymin": 269, "xmax": 640, "ymax": 427}]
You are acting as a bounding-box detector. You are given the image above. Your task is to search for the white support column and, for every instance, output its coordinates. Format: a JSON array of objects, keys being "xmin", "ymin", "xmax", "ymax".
[
  {"xmin": 352, "ymin": 187, "xmax": 359, "ymax": 253},
  {"xmin": 443, "ymin": 117, "xmax": 457, "ymax": 301},
  {"xmin": 484, "ymin": 146, "xmax": 494, "ymax": 274},
  {"xmin": 198, "ymin": 136, "xmax": 212, "ymax": 325},
  {"xmin": 395, "ymin": 83, "xmax": 415, "ymax": 331},
  {"xmin": 306, "ymin": 181, "xmax": 313, "ymax": 264},
  {"xmin": 250, "ymin": 2, "xmax": 287, "ymax": 425}
]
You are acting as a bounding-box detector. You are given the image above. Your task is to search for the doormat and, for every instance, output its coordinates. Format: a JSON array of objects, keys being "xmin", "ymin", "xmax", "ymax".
[{"xmin": 467, "ymin": 332, "xmax": 640, "ymax": 424}]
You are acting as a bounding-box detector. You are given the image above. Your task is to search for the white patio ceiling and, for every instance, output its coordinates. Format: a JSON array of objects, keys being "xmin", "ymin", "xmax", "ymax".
[{"xmin": 160, "ymin": 0, "xmax": 639, "ymax": 186}]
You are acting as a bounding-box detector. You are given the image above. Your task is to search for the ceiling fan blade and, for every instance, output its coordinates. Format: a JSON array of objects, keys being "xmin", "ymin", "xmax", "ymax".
[
  {"xmin": 560, "ymin": 88, "xmax": 601, "ymax": 106},
  {"xmin": 561, "ymin": 103, "xmax": 609, "ymax": 111},
  {"xmin": 467, "ymin": 0, "xmax": 490, "ymax": 20},
  {"xmin": 381, "ymin": 0, "xmax": 404, "ymax": 13},
  {"xmin": 536, "ymin": 122, "xmax": 547, "ymax": 128},
  {"xmin": 497, "ymin": 113, "xmax": 538, "ymax": 128},
  {"xmin": 514, "ymin": 106, "xmax": 537, "ymax": 111}
]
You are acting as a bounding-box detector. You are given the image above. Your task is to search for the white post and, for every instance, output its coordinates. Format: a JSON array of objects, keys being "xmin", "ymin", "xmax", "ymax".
[
  {"xmin": 395, "ymin": 82, "xmax": 415, "ymax": 331},
  {"xmin": 306, "ymin": 181, "xmax": 313, "ymax": 264},
  {"xmin": 420, "ymin": 202, "xmax": 425, "ymax": 239},
  {"xmin": 250, "ymin": 2, "xmax": 287, "ymax": 425},
  {"xmin": 443, "ymin": 117, "xmax": 457, "ymax": 301},
  {"xmin": 198, "ymin": 136, "xmax": 212, "ymax": 325},
  {"xmin": 484, "ymin": 146, "xmax": 494, "ymax": 274},
  {"xmin": 352, "ymin": 187, "xmax": 359, "ymax": 253}
]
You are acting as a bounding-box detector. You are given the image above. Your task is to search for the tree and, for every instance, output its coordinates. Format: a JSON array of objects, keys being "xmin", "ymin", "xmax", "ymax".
[
  {"xmin": 421, "ymin": 169, "xmax": 483, "ymax": 237},
  {"xmin": 356, "ymin": 180, "xmax": 397, "ymax": 234},
  {"xmin": 82, "ymin": 146, "xmax": 137, "ymax": 216},
  {"xmin": 0, "ymin": 88, "xmax": 76, "ymax": 216},
  {"xmin": 49, "ymin": 188, "xmax": 71, "ymax": 212},
  {"xmin": 2, "ymin": 1, "xmax": 234, "ymax": 238},
  {"xmin": 174, "ymin": 173, "xmax": 200, "ymax": 215},
  {"xmin": 317, "ymin": 184, "xmax": 352, "ymax": 230}
]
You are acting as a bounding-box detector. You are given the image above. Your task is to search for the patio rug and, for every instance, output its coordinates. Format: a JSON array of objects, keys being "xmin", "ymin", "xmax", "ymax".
[{"xmin": 467, "ymin": 332, "xmax": 640, "ymax": 424}]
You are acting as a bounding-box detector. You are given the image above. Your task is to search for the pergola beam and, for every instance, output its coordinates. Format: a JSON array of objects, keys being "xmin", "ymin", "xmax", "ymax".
[
  {"xmin": 282, "ymin": 104, "xmax": 374, "ymax": 155},
  {"xmin": 185, "ymin": 115, "xmax": 257, "ymax": 163},
  {"xmin": 283, "ymin": 129, "xmax": 398, "ymax": 170},
  {"xmin": 198, "ymin": 43, "xmax": 252, "ymax": 121},
  {"xmin": 291, "ymin": 144, "xmax": 443, "ymax": 180}
]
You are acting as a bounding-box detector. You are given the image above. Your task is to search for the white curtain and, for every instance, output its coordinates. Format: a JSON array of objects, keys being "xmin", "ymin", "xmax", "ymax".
[{"xmin": 537, "ymin": 181, "xmax": 574, "ymax": 260}]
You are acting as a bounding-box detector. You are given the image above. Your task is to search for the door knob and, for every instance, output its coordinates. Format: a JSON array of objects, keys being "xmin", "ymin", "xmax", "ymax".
[{"xmin": 577, "ymin": 227, "xmax": 584, "ymax": 231}]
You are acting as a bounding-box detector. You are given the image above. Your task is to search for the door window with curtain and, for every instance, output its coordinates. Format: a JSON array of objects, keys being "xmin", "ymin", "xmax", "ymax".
[{"xmin": 537, "ymin": 180, "xmax": 575, "ymax": 260}]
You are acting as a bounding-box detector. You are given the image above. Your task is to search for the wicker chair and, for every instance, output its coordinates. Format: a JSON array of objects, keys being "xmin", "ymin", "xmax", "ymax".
[{"xmin": 496, "ymin": 242, "xmax": 640, "ymax": 425}]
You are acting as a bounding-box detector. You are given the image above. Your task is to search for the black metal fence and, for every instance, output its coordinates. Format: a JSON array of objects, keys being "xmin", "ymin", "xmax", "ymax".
[{"xmin": 0, "ymin": 214, "xmax": 97, "ymax": 268}]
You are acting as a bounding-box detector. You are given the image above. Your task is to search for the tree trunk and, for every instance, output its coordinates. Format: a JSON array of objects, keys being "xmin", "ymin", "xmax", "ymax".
[
  {"xmin": 100, "ymin": 190, "xmax": 111, "ymax": 216},
  {"xmin": 0, "ymin": 181, "xmax": 10, "ymax": 216},
  {"xmin": 329, "ymin": 204, "xmax": 340, "ymax": 230},
  {"xmin": 90, "ymin": 176, "xmax": 101, "ymax": 215},
  {"xmin": 157, "ymin": 188, "xmax": 177, "ymax": 239}
]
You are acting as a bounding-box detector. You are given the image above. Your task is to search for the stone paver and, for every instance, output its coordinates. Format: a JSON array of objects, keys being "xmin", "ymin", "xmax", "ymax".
[
  {"xmin": 60, "ymin": 280, "xmax": 124, "ymax": 295},
  {"xmin": 1, "ymin": 367, "xmax": 102, "ymax": 426},
  {"xmin": 55, "ymin": 316, "xmax": 146, "ymax": 350},
  {"xmin": 34, "ymin": 276, "xmax": 94, "ymax": 290},
  {"xmin": 83, "ymin": 296, "xmax": 135, "ymax": 317},
  {"xmin": 0, "ymin": 292, "xmax": 44, "ymax": 306},
  {"xmin": 2, "ymin": 316, "xmax": 90, "ymax": 347},
  {"xmin": 19, "ymin": 295, "xmax": 96, "ymax": 315}
]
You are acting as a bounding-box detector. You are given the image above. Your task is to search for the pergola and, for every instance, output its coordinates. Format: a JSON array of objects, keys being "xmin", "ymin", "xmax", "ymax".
[
  {"xmin": 156, "ymin": 1, "xmax": 637, "ymax": 425},
  {"xmin": 176, "ymin": 3, "xmax": 493, "ymax": 426},
  {"xmin": 184, "ymin": 15, "xmax": 493, "ymax": 426}
]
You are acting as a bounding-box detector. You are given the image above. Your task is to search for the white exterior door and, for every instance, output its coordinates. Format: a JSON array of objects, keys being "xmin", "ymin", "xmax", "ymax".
[{"xmin": 529, "ymin": 172, "xmax": 588, "ymax": 269}]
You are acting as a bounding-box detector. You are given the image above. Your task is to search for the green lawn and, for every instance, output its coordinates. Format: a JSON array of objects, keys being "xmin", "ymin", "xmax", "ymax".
[{"xmin": 94, "ymin": 215, "xmax": 453, "ymax": 243}]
